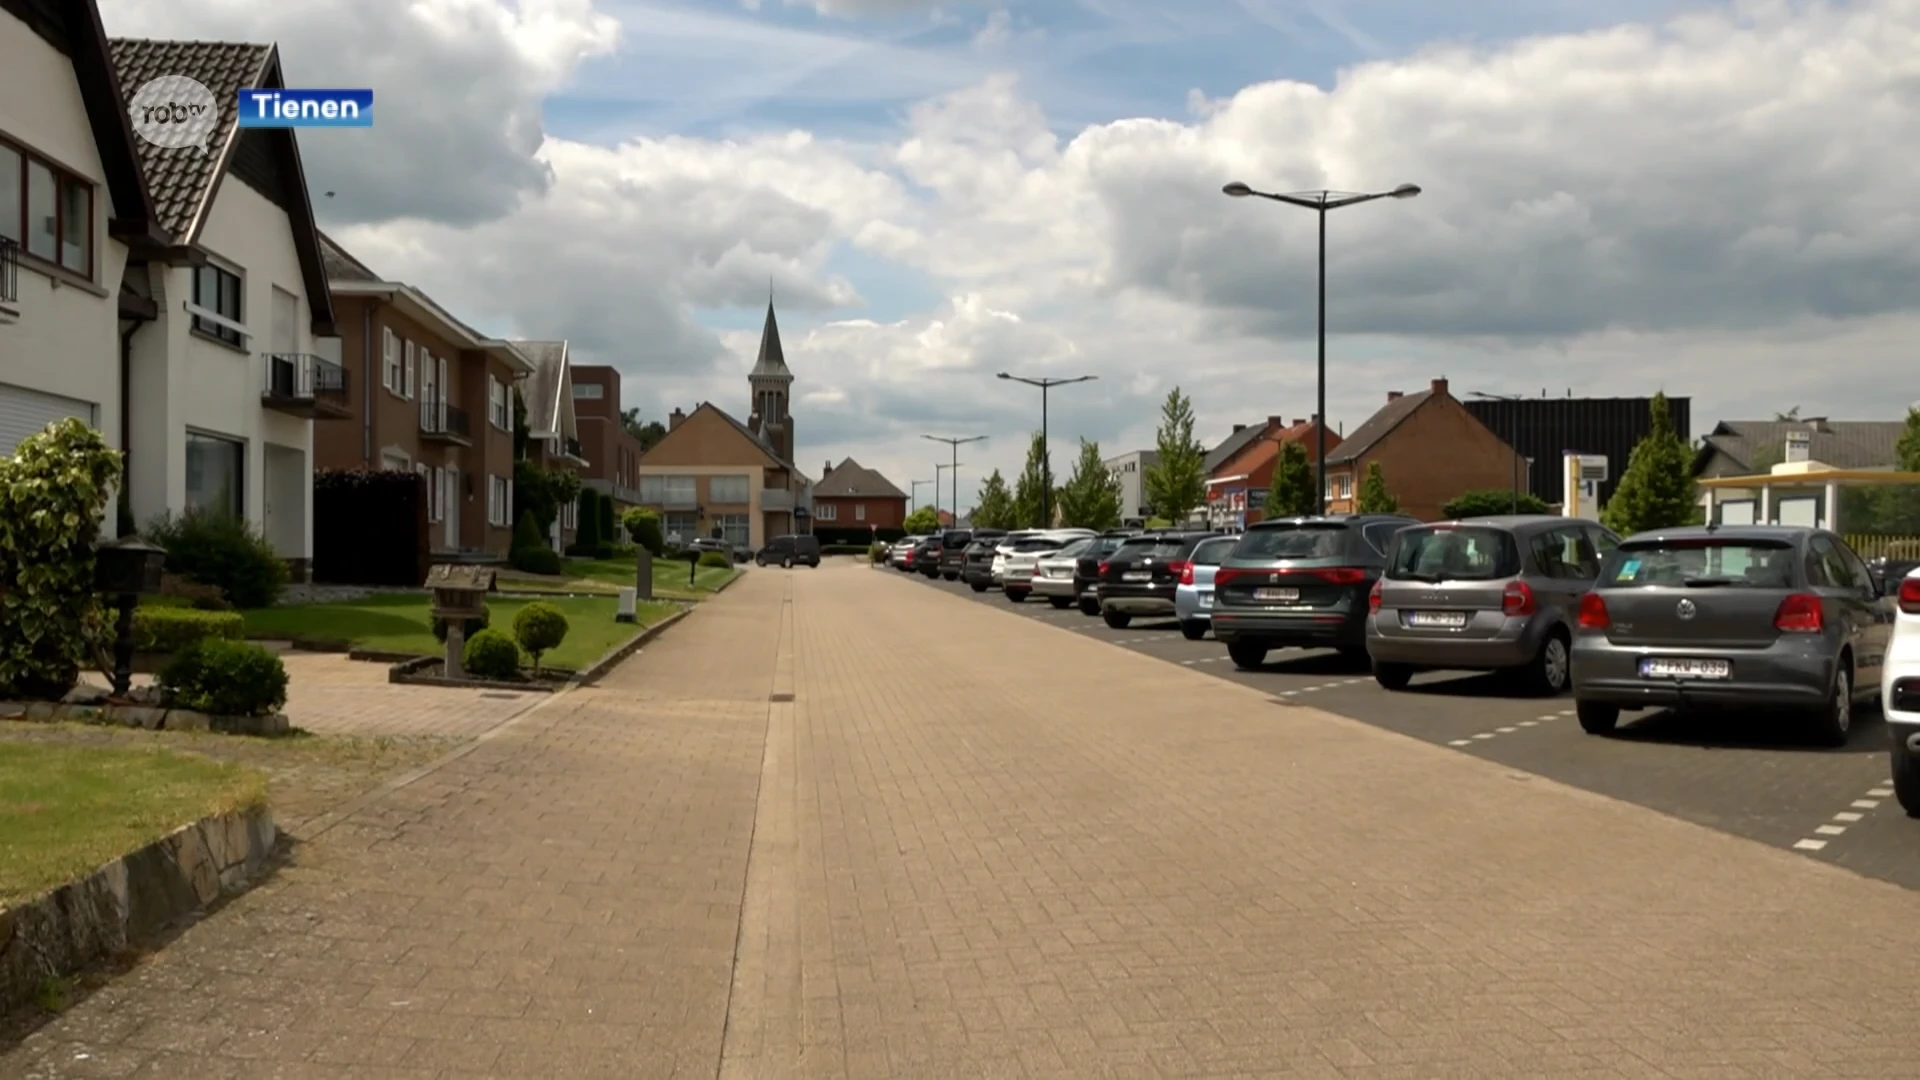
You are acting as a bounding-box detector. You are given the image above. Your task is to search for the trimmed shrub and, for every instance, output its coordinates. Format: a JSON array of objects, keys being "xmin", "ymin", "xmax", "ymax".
[
  {"xmin": 145, "ymin": 509, "xmax": 288, "ymax": 609},
  {"xmin": 574, "ymin": 490, "xmax": 602, "ymax": 548},
  {"xmin": 158, "ymin": 639, "xmax": 288, "ymax": 717},
  {"xmin": 462, "ymin": 628, "xmax": 521, "ymax": 680},
  {"xmin": 821, "ymin": 544, "xmax": 869, "ymax": 556},
  {"xmin": 697, "ymin": 551, "xmax": 732, "ymax": 569},
  {"xmin": 312, "ymin": 468, "xmax": 428, "ymax": 586},
  {"xmin": 623, "ymin": 507, "xmax": 665, "ymax": 556},
  {"xmin": 512, "ymin": 601, "xmax": 570, "ymax": 671},
  {"xmin": 431, "ymin": 603, "xmax": 491, "ymax": 644},
  {"xmin": 596, "ymin": 495, "xmax": 616, "ymax": 551},
  {"xmin": 132, "ymin": 607, "xmax": 245, "ymax": 653},
  {"xmin": 869, "ymin": 542, "xmax": 888, "ymax": 563},
  {"xmin": 509, "ymin": 511, "xmax": 563, "ymax": 574},
  {"xmin": 1439, "ymin": 488, "xmax": 1552, "ymax": 520},
  {"xmin": 811, "ymin": 526, "xmax": 906, "ymax": 545}
]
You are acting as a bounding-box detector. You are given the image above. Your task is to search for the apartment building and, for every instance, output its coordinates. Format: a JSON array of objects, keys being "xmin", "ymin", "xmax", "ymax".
[{"xmin": 569, "ymin": 364, "xmax": 645, "ymax": 509}]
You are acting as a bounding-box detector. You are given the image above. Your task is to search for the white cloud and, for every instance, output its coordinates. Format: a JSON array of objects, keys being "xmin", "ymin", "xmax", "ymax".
[{"xmin": 129, "ymin": 0, "xmax": 1920, "ymax": 509}]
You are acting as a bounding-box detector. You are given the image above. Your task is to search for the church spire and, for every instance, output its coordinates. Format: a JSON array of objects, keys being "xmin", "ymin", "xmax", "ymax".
[{"xmin": 749, "ymin": 300, "xmax": 790, "ymax": 379}]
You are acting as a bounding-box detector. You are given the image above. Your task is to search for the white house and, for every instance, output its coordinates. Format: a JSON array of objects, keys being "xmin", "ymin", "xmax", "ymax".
[
  {"xmin": 107, "ymin": 38, "xmax": 337, "ymax": 576},
  {"xmin": 0, "ymin": 0, "xmax": 170, "ymax": 473}
]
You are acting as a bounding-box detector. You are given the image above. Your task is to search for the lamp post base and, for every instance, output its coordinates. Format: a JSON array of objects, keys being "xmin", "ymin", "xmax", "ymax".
[{"xmin": 110, "ymin": 593, "xmax": 136, "ymax": 698}]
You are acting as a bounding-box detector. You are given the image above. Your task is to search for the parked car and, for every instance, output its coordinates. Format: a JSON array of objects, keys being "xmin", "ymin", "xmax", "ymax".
[
  {"xmin": 1095, "ymin": 531, "xmax": 1224, "ymax": 629},
  {"xmin": 960, "ymin": 529, "xmax": 1012, "ymax": 591},
  {"xmin": 1570, "ymin": 525, "xmax": 1891, "ymax": 746},
  {"xmin": 1210, "ymin": 514, "xmax": 1418, "ymax": 670},
  {"xmin": 1173, "ymin": 536, "xmax": 1239, "ymax": 640},
  {"xmin": 1030, "ymin": 537, "xmax": 1096, "ymax": 608},
  {"xmin": 911, "ymin": 536, "xmax": 945, "ymax": 577},
  {"xmin": 755, "ymin": 533, "xmax": 820, "ymax": 568},
  {"xmin": 890, "ymin": 535, "xmax": 926, "ymax": 570},
  {"xmin": 1001, "ymin": 533, "xmax": 1090, "ymax": 601},
  {"xmin": 1883, "ymin": 565, "xmax": 1920, "ymax": 815},
  {"xmin": 1366, "ymin": 516, "xmax": 1619, "ymax": 694},
  {"xmin": 935, "ymin": 529, "xmax": 974, "ymax": 580},
  {"xmin": 1073, "ymin": 530, "xmax": 1143, "ymax": 615}
]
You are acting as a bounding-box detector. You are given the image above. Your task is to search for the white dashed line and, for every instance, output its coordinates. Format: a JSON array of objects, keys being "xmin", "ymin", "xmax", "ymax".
[
  {"xmin": 1496, "ymin": 726, "xmax": 1517, "ymax": 733},
  {"xmin": 1445, "ymin": 712, "xmax": 1560, "ymax": 752},
  {"xmin": 1791, "ymin": 780, "xmax": 1897, "ymax": 854},
  {"xmin": 1793, "ymin": 838, "xmax": 1828, "ymax": 851}
]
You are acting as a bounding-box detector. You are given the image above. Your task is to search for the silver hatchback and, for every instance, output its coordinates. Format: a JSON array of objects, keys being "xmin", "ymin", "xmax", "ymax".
[{"xmin": 1368, "ymin": 516, "xmax": 1620, "ymax": 694}]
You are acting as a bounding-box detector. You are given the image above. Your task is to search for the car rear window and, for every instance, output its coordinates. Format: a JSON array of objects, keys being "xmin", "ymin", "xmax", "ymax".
[
  {"xmin": 1012, "ymin": 538, "xmax": 1059, "ymax": 552},
  {"xmin": 1191, "ymin": 537, "xmax": 1236, "ymax": 565},
  {"xmin": 1604, "ymin": 538, "xmax": 1795, "ymax": 588},
  {"xmin": 1117, "ymin": 536, "xmax": 1190, "ymax": 560},
  {"xmin": 1389, "ymin": 526, "xmax": 1520, "ymax": 581},
  {"xmin": 1235, "ymin": 523, "xmax": 1349, "ymax": 560},
  {"xmin": 1054, "ymin": 537, "xmax": 1093, "ymax": 558}
]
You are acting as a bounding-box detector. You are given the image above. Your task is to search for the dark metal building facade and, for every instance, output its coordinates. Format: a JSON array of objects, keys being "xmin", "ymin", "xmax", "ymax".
[{"xmin": 1462, "ymin": 396, "xmax": 1692, "ymax": 508}]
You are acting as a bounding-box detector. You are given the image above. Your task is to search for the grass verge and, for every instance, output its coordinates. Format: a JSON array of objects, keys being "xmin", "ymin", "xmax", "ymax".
[
  {"xmin": 495, "ymin": 556, "xmax": 739, "ymax": 599},
  {"xmin": 0, "ymin": 742, "xmax": 267, "ymax": 908},
  {"xmin": 239, "ymin": 593, "xmax": 678, "ymax": 669}
]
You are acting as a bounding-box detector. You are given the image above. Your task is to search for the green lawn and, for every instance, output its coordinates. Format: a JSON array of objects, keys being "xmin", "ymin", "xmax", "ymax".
[
  {"xmin": 238, "ymin": 593, "xmax": 677, "ymax": 670},
  {"xmin": 495, "ymin": 555, "xmax": 738, "ymax": 599},
  {"xmin": 0, "ymin": 742, "xmax": 266, "ymax": 907}
]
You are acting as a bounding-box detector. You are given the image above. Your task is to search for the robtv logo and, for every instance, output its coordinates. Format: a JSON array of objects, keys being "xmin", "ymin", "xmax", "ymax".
[{"xmin": 237, "ymin": 88, "xmax": 373, "ymax": 128}]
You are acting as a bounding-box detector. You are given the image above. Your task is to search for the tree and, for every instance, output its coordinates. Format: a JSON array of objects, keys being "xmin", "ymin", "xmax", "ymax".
[
  {"xmin": 1601, "ymin": 392, "xmax": 1697, "ymax": 535},
  {"xmin": 621, "ymin": 406, "xmax": 668, "ymax": 452},
  {"xmin": 1355, "ymin": 460, "xmax": 1400, "ymax": 514},
  {"xmin": 1263, "ymin": 441, "xmax": 1314, "ymax": 518},
  {"xmin": 902, "ymin": 505, "xmax": 942, "ymax": 534},
  {"xmin": 1898, "ymin": 407, "xmax": 1920, "ymax": 471},
  {"xmin": 971, "ymin": 469, "xmax": 1015, "ymax": 529},
  {"xmin": 1144, "ymin": 387, "xmax": 1207, "ymax": 525},
  {"xmin": 1055, "ymin": 439, "xmax": 1123, "ymax": 529},
  {"xmin": 1010, "ymin": 432, "xmax": 1053, "ymax": 527},
  {"xmin": 1442, "ymin": 488, "xmax": 1552, "ymax": 519}
]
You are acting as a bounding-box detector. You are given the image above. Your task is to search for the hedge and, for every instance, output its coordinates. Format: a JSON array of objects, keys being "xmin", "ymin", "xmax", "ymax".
[
  {"xmin": 314, "ymin": 468, "xmax": 428, "ymax": 586},
  {"xmin": 132, "ymin": 607, "xmax": 245, "ymax": 654},
  {"xmin": 810, "ymin": 526, "xmax": 906, "ymax": 545}
]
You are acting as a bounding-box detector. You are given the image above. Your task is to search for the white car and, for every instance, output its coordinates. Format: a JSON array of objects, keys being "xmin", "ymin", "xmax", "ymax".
[
  {"xmin": 1883, "ymin": 565, "xmax": 1920, "ymax": 816},
  {"xmin": 1030, "ymin": 537, "xmax": 1096, "ymax": 607},
  {"xmin": 889, "ymin": 535, "xmax": 926, "ymax": 570},
  {"xmin": 990, "ymin": 528, "xmax": 1094, "ymax": 586}
]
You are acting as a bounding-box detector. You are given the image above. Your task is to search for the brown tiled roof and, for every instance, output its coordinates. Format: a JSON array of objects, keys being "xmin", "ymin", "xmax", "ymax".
[
  {"xmin": 106, "ymin": 39, "xmax": 270, "ymax": 240},
  {"xmin": 1204, "ymin": 424, "xmax": 1266, "ymax": 473},
  {"xmin": 814, "ymin": 458, "xmax": 907, "ymax": 499},
  {"xmin": 1695, "ymin": 420, "xmax": 1909, "ymax": 473},
  {"xmin": 1326, "ymin": 390, "xmax": 1434, "ymax": 464}
]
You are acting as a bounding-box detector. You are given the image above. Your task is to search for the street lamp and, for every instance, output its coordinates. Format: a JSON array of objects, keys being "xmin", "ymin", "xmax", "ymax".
[
  {"xmin": 933, "ymin": 463, "xmax": 961, "ymax": 524},
  {"xmin": 909, "ymin": 479, "xmax": 933, "ymax": 514},
  {"xmin": 997, "ymin": 372, "xmax": 1097, "ymax": 527},
  {"xmin": 924, "ymin": 434, "xmax": 987, "ymax": 527},
  {"xmin": 1470, "ymin": 390, "xmax": 1526, "ymax": 513},
  {"xmin": 1222, "ymin": 180, "xmax": 1421, "ymax": 513}
]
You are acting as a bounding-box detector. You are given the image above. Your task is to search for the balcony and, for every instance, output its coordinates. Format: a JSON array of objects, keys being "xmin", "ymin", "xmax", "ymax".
[
  {"xmin": 0, "ymin": 237, "xmax": 18, "ymax": 323},
  {"xmin": 759, "ymin": 488, "xmax": 795, "ymax": 512},
  {"xmin": 564, "ymin": 436, "xmax": 586, "ymax": 462},
  {"xmin": 419, "ymin": 396, "xmax": 472, "ymax": 445},
  {"xmin": 261, "ymin": 353, "xmax": 350, "ymax": 419}
]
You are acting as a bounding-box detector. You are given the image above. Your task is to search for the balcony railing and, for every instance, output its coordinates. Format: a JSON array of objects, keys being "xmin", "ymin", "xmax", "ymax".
[
  {"xmin": 565, "ymin": 436, "xmax": 585, "ymax": 461},
  {"xmin": 260, "ymin": 353, "xmax": 350, "ymax": 418},
  {"xmin": 419, "ymin": 396, "xmax": 472, "ymax": 443},
  {"xmin": 759, "ymin": 488, "xmax": 795, "ymax": 512},
  {"xmin": 0, "ymin": 237, "xmax": 18, "ymax": 321}
]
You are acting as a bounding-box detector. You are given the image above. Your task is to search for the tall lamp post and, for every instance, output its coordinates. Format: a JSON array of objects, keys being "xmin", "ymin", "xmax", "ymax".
[
  {"xmin": 1221, "ymin": 180, "xmax": 1421, "ymax": 513},
  {"xmin": 1470, "ymin": 390, "xmax": 1526, "ymax": 512},
  {"xmin": 997, "ymin": 372, "xmax": 1096, "ymax": 527},
  {"xmin": 924, "ymin": 434, "xmax": 987, "ymax": 526},
  {"xmin": 910, "ymin": 479, "xmax": 933, "ymax": 515},
  {"xmin": 933, "ymin": 463, "xmax": 958, "ymax": 523}
]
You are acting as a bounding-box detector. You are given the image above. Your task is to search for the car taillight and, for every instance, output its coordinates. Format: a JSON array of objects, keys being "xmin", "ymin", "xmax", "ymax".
[
  {"xmin": 1775, "ymin": 593, "xmax": 1824, "ymax": 633},
  {"xmin": 1213, "ymin": 568, "xmax": 1241, "ymax": 586},
  {"xmin": 1501, "ymin": 580, "xmax": 1535, "ymax": 617},
  {"xmin": 1170, "ymin": 561, "xmax": 1193, "ymax": 585},
  {"xmin": 1097, "ymin": 561, "xmax": 1111, "ymax": 576},
  {"xmin": 1367, "ymin": 579, "xmax": 1382, "ymax": 614},
  {"xmin": 1312, "ymin": 567, "xmax": 1367, "ymax": 586},
  {"xmin": 1577, "ymin": 592, "xmax": 1609, "ymax": 631},
  {"xmin": 1031, "ymin": 564, "xmax": 1044, "ymax": 579},
  {"xmin": 1900, "ymin": 577, "xmax": 1920, "ymax": 615}
]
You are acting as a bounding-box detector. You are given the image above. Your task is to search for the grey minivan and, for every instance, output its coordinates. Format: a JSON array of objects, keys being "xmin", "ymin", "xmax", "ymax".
[
  {"xmin": 1569, "ymin": 525, "xmax": 1891, "ymax": 745},
  {"xmin": 1368, "ymin": 516, "xmax": 1620, "ymax": 694}
]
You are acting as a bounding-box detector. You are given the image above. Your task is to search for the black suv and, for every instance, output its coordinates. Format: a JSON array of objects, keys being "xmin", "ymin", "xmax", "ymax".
[
  {"xmin": 1209, "ymin": 514, "xmax": 1419, "ymax": 669},
  {"xmin": 755, "ymin": 533, "xmax": 821, "ymax": 568},
  {"xmin": 1096, "ymin": 530, "xmax": 1224, "ymax": 629},
  {"xmin": 935, "ymin": 529, "xmax": 974, "ymax": 580},
  {"xmin": 959, "ymin": 529, "xmax": 1011, "ymax": 591},
  {"xmin": 1073, "ymin": 530, "xmax": 1141, "ymax": 615},
  {"xmin": 911, "ymin": 536, "xmax": 945, "ymax": 577}
]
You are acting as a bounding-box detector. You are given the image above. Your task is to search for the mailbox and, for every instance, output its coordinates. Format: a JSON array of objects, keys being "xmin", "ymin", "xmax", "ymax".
[
  {"xmin": 425, "ymin": 564, "xmax": 495, "ymax": 620},
  {"xmin": 94, "ymin": 535, "xmax": 167, "ymax": 596}
]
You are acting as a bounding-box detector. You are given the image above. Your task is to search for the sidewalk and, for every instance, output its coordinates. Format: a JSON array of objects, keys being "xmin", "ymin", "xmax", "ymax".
[{"xmin": 7, "ymin": 561, "xmax": 1920, "ymax": 1077}]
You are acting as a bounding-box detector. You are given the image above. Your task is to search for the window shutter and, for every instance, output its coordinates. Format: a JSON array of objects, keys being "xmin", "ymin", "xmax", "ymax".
[
  {"xmin": 437, "ymin": 355, "xmax": 448, "ymax": 407},
  {"xmin": 382, "ymin": 328, "xmax": 395, "ymax": 390},
  {"xmin": 434, "ymin": 467, "xmax": 445, "ymax": 522},
  {"xmin": 403, "ymin": 341, "xmax": 416, "ymax": 399}
]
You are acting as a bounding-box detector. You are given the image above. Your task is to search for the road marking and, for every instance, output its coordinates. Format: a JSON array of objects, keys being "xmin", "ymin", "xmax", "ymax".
[
  {"xmin": 1852, "ymin": 799, "xmax": 1881, "ymax": 810},
  {"xmin": 1867, "ymin": 786, "xmax": 1894, "ymax": 798},
  {"xmin": 1518, "ymin": 720, "xmax": 1538, "ymax": 727},
  {"xmin": 1447, "ymin": 739, "xmax": 1472, "ymax": 746},
  {"xmin": 1834, "ymin": 811, "xmax": 1864, "ymax": 822},
  {"xmin": 1536, "ymin": 714, "xmax": 1559, "ymax": 722},
  {"xmin": 1791, "ymin": 780, "xmax": 1898, "ymax": 854},
  {"xmin": 1793, "ymin": 838, "xmax": 1829, "ymax": 851},
  {"xmin": 1496, "ymin": 726, "xmax": 1517, "ymax": 733},
  {"xmin": 1471, "ymin": 732, "xmax": 1495, "ymax": 740}
]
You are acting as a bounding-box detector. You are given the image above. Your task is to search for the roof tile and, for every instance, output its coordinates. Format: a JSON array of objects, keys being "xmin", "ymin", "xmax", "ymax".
[
  {"xmin": 814, "ymin": 458, "xmax": 907, "ymax": 499},
  {"xmin": 107, "ymin": 39, "xmax": 270, "ymax": 240}
]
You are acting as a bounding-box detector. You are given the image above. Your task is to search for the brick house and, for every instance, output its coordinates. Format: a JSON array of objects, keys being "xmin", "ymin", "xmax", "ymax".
[
  {"xmin": 632, "ymin": 403, "xmax": 808, "ymax": 551},
  {"xmin": 315, "ymin": 233, "xmax": 534, "ymax": 558},
  {"xmin": 511, "ymin": 339, "xmax": 591, "ymax": 552},
  {"xmin": 1205, "ymin": 415, "xmax": 1341, "ymax": 529},
  {"xmin": 812, "ymin": 458, "xmax": 908, "ymax": 531},
  {"xmin": 569, "ymin": 364, "xmax": 645, "ymax": 511},
  {"xmin": 1322, "ymin": 378, "xmax": 1519, "ymax": 521}
]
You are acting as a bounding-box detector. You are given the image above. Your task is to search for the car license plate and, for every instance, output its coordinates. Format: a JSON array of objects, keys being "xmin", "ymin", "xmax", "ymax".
[
  {"xmin": 1406, "ymin": 611, "xmax": 1467, "ymax": 628},
  {"xmin": 1199, "ymin": 594, "xmax": 1213, "ymax": 608},
  {"xmin": 1253, "ymin": 587, "xmax": 1298, "ymax": 601},
  {"xmin": 1123, "ymin": 571, "xmax": 1151, "ymax": 582},
  {"xmin": 1640, "ymin": 657, "xmax": 1731, "ymax": 680}
]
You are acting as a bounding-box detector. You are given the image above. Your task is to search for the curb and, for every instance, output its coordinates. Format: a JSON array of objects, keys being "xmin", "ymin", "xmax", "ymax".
[
  {"xmin": 574, "ymin": 606, "xmax": 693, "ymax": 686},
  {"xmin": 710, "ymin": 569, "xmax": 745, "ymax": 595}
]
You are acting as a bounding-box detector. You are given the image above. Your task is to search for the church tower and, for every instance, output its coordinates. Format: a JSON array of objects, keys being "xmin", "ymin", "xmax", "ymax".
[{"xmin": 746, "ymin": 300, "xmax": 794, "ymax": 462}]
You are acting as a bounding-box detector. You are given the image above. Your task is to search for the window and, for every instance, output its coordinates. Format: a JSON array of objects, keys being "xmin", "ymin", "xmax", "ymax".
[
  {"xmin": 1604, "ymin": 538, "xmax": 1792, "ymax": 588},
  {"xmin": 192, "ymin": 263, "xmax": 244, "ymax": 346},
  {"xmin": 184, "ymin": 432, "xmax": 244, "ymax": 518},
  {"xmin": 4, "ymin": 146, "xmax": 93, "ymax": 277},
  {"xmin": 1388, "ymin": 526, "xmax": 1521, "ymax": 581},
  {"xmin": 815, "ymin": 502, "xmax": 837, "ymax": 521},
  {"xmin": 413, "ymin": 463, "xmax": 440, "ymax": 523},
  {"xmin": 1236, "ymin": 523, "xmax": 1349, "ymax": 559},
  {"xmin": 419, "ymin": 347, "xmax": 437, "ymax": 404},
  {"xmin": 716, "ymin": 514, "xmax": 750, "ymax": 548},
  {"xmin": 662, "ymin": 475, "xmax": 695, "ymax": 504},
  {"xmin": 433, "ymin": 466, "xmax": 446, "ymax": 523},
  {"xmin": 854, "ymin": 504, "xmax": 866, "ymax": 521},
  {"xmin": 573, "ymin": 383, "xmax": 603, "ymax": 399},
  {"xmin": 401, "ymin": 340, "xmax": 417, "ymax": 399},
  {"xmin": 488, "ymin": 375, "xmax": 510, "ymax": 429},
  {"xmin": 488, "ymin": 475, "xmax": 511, "ymax": 526},
  {"xmin": 383, "ymin": 329, "xmax": 401, "ymax": 392},
  {"xmin": 709, "ymin": 474, "xmax": 749, "ymax": 503},
  {"xmin": 561, "ymin": 499, "xmax": 576, "ymax": 529},
  {"xmin": 1191, "ymin": 537, "xmax": 1235, "ymax": 566},
  {"xmin": 1531, "ymin": 526, "xmax": 1600, "ymax": 580},
  {"xmin": 1584, "ymin": 526, "xmax": 1621, "ymax": 558},
  {"xmin": 1323, "ymin": 471, "xmax": 1352, "ymax": 500},
  {"xmin": 638, "ymin": 475, "xmax": 663, "ymax": 503},
  {"xmin": 1361, "ymin": 521, "xmax": 1409, "ymax": 556},
  {"xmin": 664, "ymin": 512, "xmax": 698, "ymax": 542},
  {"xmin": 381, "ymin": 450, "xmax": 411, "ymax": 471}
]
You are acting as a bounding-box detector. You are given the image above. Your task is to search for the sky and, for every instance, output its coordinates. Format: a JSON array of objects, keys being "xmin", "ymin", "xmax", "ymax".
[{"xmin": 101, "ymin": 0, "xmax": 1920, "ymax": 513}]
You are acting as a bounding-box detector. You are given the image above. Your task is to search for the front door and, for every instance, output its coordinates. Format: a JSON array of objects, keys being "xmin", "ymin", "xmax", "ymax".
[{"xmin": 445, "ymin": 466, "xmax": 460, "ymax": 550}]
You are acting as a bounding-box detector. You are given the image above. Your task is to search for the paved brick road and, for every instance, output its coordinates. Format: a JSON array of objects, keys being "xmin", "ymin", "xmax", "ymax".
[{"xmin": 9, "ymin": 562, "xmax": 1920, "ymax": 1078}]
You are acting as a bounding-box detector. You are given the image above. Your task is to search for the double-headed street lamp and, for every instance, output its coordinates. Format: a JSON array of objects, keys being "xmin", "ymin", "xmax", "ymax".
[
  {"xmin": 1222, "ymin": 180, "xmax": 1422, "ymax": 514},
  {"xmin": 925, "ymin": 433, "xmax": 987, "ymax": 523},
  {"xmin": 933, "ymin": 462, "xmax": 962, "ymax": 523},
  {"xmin": 1470, "ymin": 390, "xmax": 1527, "ymax": 512},
  {"xmin": 997, "ymin": 372, "xmax": 1097, "ymax": 527}
]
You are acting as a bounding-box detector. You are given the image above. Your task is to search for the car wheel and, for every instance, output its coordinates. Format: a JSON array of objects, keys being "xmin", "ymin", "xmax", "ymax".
[
  {"xmin": 1893, "ymin": 739, "xmax": 1920, "ymax": 818},
  {"xmin": 969, "ymin": 582, "xmax": 988, "ymax": 592},
  {"xmin": 781, "ymin": 557, "xmax": 793, "ymax": 569},
  {"xmin": 1809, "ymin": 663, "xmax": 1852, "ymax": 747},
  {"xmin": 1525, "ymin": 629, "xmax": 1572, "ymax": 696},
  {"xmin": 1180, "ymin": 620, "xmax": 1207, "ymax": 640},
  {"xmin": 1005, "ymin": 590, "xmax": 1027, "ymax": 603},
  {"xmin": 943, "ymin": 572, "xmax": 959, "ymax": 581},
  {"xmin": 1103, "ymin": 610, "xmax": 1132, "ymax": 629},
  {"xmin": 1372, "ymin": 661, "xmax": 1413, "ymax": 691},
  {"xmin": 1078, "ymin": 597, "xmax": 1100, "ymax": 616},
  {"xmin": 1576, "ymin": 699, "xmax": 1620, "ymax": 735},
  {"xmin": 1049, "ymin": 596, "xmax": 1073, "ymax": 609},
  {"xmin": 1227, "ymin": 641, "xmax": 1268, "ymax": 670}
]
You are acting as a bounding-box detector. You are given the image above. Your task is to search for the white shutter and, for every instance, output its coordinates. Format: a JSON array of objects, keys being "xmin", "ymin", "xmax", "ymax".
[
  {"xmin": 381, "ymin": 328, "xmax": 396, "ymax": 391},
  {"xmin": 433, "ymin": 466, "xmax": 445, "ymax": 522},
  {"xmin": 436, "ymin": 355, "xmax": 448, "ymax": 408},
  {"xmin": 403, "ymin": 342, "xmax": 416, "ymax": 399},
  {"xmin": 0, "ymin": 384, "xmax": 97, "ymax": 459}
]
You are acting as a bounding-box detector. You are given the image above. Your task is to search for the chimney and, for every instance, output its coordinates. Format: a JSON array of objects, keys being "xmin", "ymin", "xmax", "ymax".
[
  {"xmin": 1429, "ymin": 378, "xmax": 1449, "ymax": 396},
  {"xmin": 1231, "ymin": 423, "xmax": 1247, "ymax": 434},
  {"xmin": 668, "ymin": 407, "xmax": 685, "ymax": 431},
  {"xmin": 823, "ymin": 460, "xmax": 833, "ymax": 476},
  {"xmin": 1785, "ymin": 429, "xmax": 1812, "ymax": 464},
  {"xmin": 1267, "ymin": 415, "xmax": 1285, "ymax": 429},
  {"xmin": 1292, "ymin": 418, "xmax": 1305, "ymax": 428},
  {"xmin": 1386, "ymin": 390, "xmax": 1403, "ymax": 402},
  {"xmin": 1803, "ymin": 417, "xmax": 1828, "ymax": 433}
]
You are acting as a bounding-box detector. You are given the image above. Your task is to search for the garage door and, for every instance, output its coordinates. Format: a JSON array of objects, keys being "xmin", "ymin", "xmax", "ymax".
[{"xmin": 0, "ymin": 383, "xmax": 98, "ymax": 460}]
